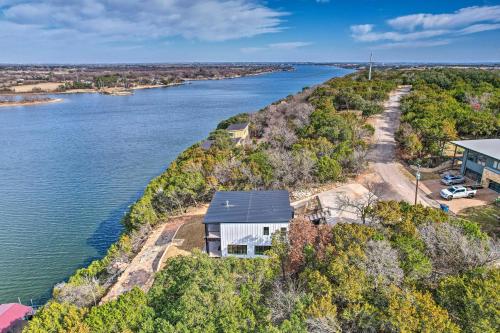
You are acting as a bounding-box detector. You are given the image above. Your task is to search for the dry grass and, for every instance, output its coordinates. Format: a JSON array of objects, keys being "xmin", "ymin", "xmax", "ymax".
[
  {"xmin": 173, "ymin": 215, "xmax": 205, "ymax": 252},
  {"xmin": 10, "ymin": 82, "xmax": 64, "ymax": 93}
]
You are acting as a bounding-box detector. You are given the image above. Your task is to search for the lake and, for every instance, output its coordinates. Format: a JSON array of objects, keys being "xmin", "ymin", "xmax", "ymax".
[{"xmin": 0, "ymin": 65, "xmax": 351, "ymax": 304}]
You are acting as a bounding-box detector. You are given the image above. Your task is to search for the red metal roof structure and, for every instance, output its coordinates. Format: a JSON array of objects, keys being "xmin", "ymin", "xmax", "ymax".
[{"xmin": 0, "ymin": 303, "xmax": 33, "ymax": 333}]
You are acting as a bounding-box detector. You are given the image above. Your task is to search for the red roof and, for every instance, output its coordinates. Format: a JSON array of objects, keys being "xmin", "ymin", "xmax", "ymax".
[{"xmin": 0, "ymin": 303, "xmax": 32, "ymax": 332}]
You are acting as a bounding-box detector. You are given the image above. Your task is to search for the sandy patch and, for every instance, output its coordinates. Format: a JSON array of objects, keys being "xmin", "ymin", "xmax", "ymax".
[
  {"xmin": 0, "ymin": 98, "xmax": 63, "ymax": 108},
  {"xmin": 10, "ymin": 82, "xmax": 64, "ymax": 93}
]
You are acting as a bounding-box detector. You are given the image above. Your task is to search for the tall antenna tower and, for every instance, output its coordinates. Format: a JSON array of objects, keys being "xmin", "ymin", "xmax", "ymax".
[{"xmin": 368, "ymin": 52, "xmax": 373, "ymax": 81}]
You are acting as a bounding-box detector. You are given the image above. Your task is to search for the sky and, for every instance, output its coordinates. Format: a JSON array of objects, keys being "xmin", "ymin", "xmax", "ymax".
[{"xmin": 0, "ymin": 0, "xmax": 499, "ymax": 63}]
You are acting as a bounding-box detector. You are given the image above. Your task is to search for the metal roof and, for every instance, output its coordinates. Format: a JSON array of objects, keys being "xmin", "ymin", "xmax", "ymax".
[
  {"xmin": 451, "ymin": 139, "xmax": 500, "ymax": 161},
  {"xmin": 204, "ymin": 190, "xmax": 292, "ymax": 224},
  {"xmin": 0, "ymin": 303, "xmax": 32, "ymax": 330},
  {"xmin": 226, "ymin": 122, "xmax": 249, "ymax": 131}
]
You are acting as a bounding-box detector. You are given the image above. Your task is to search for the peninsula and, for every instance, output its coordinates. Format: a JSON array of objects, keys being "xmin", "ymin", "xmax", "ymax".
[{"xmin": 0, "ymin": 64, "xmax": 293, "ymax": 96}]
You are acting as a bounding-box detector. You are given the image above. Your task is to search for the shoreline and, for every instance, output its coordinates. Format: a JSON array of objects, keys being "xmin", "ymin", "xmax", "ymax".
[
  {"xmin": 0, "ymin": 98, "xmax": 63, "ymax": 108},
  {"xmin": 0, "ymin": 68, "xmax": 288, "ymax": 97},
  {"xmin": 10, "ymin": 64, "xmax": 334, "ymax": 306}
]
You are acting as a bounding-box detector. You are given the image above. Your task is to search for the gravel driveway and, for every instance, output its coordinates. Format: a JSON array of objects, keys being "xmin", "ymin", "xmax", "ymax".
[{"xmin": 366, "ymin": 86, "xmax": 438, "ymax": 207}]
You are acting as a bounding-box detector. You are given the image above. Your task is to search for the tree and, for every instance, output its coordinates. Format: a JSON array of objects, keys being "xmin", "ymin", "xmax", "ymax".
[
  {"xmin": 418, "ymin": 222, "xmax": 495, "ymax": 280},
  {"xmin": 267, "ymin": 280, "xmax": 305, "ymax": 325},
  {"xmin": 268, "ymin": 229, "xmax": 291, "ymax": 282},
  {"xmin": 53, "ymin": 276, "xmax": 103, "ymax": 308},
  {"xmin": 386, "ymin": 288, "xmax": 459, "ymax": 333},
  {"xmin": 306, "ymin": 316, "xmax": 341, "ymax": 333},
  {"xmin": 287, "ymin": 217, "xmax": 332, "ymax": 273},
  {"xmin": 362, "ymin": 240, "xmax": 404, "ymax": 288},
  {"xmin": 316, "ymin": 156, "xmax": 342, "ymax": 182},
  {"xmin": 84, "ymin": 288, "xmax": 154, "ymax": 333},
  {"xmin": 24, "ymin": 302, "xmax": 88, "ymax": 333},
  {"xmin": 437, "ymin": 268, "xmax": 500, "ymax": 333},
  {"xmin": 336, "ymin": 182, "xmax": 384, "ymax": 224}
]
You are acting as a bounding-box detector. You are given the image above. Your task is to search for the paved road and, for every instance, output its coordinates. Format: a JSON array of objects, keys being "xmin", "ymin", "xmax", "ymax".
[{"xmin": 366, "ymin": 86, "xmax": 437, "ymax": 207}]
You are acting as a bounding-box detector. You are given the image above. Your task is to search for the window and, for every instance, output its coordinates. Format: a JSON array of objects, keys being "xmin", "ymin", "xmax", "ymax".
[
  {"xmin": 492, "ymin": 160, "xmax": 499, "ymax": 171},
  {"xmin": 263, "ymin": 227, "xmax": 269, "ymax": 236},
  {"xmin": 280, "ymin": 227, "xmax": 287, "ymax": 233},
  {"xmin": 467, "ymin": 151, "xmax": 477, "ymax": 162},
  {"xmin": 255, "ymin": 245, "xmax": 272, "ymax": 255},
  {"xmin": 227, "ymin": 245, "xmax": 247, "ymax": 255},
  {"xmin": 477, "ymin": 154, "xmax": 487, "ymax": 166}
]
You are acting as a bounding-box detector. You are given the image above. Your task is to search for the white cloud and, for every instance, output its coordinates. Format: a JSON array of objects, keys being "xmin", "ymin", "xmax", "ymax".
[
  {"xmin": 350, "ymin": 24, "xmax": 373, "ymax": 35},
  {"xmin": 351, "ymin": 5, "xmax": 500, "ymax": 48},
  {"xmin": 241, "ymin": 41, "xmax": 312, "ymax": 53},
  {"xmin": 268, "ymin": 42, "xmax": 312, "ymax": 49},
  {"xmin": 387, "ymin": 6, "xmax": 500, "ymax": 31},
  {"xmin": 373, "ymin": 39, "xmax": 451, "ymax": 50},
  {"xmin": 0, "ymin": 0, "xmax": 287, "ymax": 42},
  {"xmin": 353, "ymin": 29, "xmax": 449, "ymax": 42},
  {"xmin": 458, "ymin": 23, "xmax": 500, "ymax": 35},
  {"xmin": 240, "ymin": 46, "xmax": 266, "ymax": 53}
]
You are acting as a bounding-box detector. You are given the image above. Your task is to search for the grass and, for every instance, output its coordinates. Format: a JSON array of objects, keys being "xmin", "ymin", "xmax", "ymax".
[{"xmin": 460, "ymin": 204, "xmax": 500, "ymax": 239}]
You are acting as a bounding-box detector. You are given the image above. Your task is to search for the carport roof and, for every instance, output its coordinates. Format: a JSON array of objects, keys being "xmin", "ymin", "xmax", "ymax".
[{"xmin": 451, "ymin": 139, "xmax": 500, "ymax": 161}]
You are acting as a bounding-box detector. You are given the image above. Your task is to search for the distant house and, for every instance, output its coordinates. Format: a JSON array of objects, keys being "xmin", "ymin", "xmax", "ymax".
[
  {"xmin": 226, "ymin": 122, "xmax": 250, "ymax": 140},
  {"xmin": 0, "ymin": 303, "xmax": 33, "ymax": 333},
  {"xmin": 204, "ymin": 190, "xmax": 293, "ymax": 258},
  {"xmin": 451, "ymin": 139, "xmax": 500, "ymax": 192}
]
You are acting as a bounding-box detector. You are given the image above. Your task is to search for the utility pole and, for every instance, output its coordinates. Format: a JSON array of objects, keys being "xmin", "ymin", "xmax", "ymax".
[
  {"xmin": 368, "ymin": 52, "xmax": 373, "ymax": 81},
  {"xmin": 415, "ymin": 164, "xmax": 421, "ymax": 205}
]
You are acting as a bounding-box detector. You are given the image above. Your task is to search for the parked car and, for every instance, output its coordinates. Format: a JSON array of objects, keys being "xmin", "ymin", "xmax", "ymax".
[
  {"xmin": 441, "ymin": 174, "xmax": 465, "ymax": 185},
  {"xmin": 440, "ymin": 186, "xmax": 477, "ymax": 200}
]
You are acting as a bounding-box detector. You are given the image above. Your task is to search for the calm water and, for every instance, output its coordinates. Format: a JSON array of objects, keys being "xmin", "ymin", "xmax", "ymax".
[{"xmin": 0, "ymin": 65, "xmax": 351, "ymax": 303}]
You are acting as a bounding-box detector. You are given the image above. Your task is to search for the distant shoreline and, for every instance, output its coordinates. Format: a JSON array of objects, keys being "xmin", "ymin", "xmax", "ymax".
[
  {"xmin": 0, "ymin": 68, "xmax": 288, "ymax": 97},
  {"xmin": 0, "ymin": 98, "xmax": 63, "ymax": 108}
]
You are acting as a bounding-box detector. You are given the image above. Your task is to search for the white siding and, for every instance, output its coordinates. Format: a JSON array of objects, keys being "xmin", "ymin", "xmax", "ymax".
[{"xmin": 220, "ymin": 223, "xmax": 288, "ymax": 258}]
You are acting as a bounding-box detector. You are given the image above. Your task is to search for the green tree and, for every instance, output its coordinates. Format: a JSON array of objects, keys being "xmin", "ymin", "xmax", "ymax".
[
  {"xmin": 437, "ymin": 268, "xmax": 500, "ymax": 333},
  {"xmin": 316, "ymin": 156, "xmax": 342, "ymax": 182},
  {"xmin": 24, "ymin": 302, "xmax": 88, "ymax": 333}
]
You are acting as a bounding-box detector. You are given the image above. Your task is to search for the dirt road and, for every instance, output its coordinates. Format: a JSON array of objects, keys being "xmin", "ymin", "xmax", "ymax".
[
  {"xmin": 366, "ymin": 86, "xmax": 437, "ymax": 207},
  {"xmin": 100, "ymin": 219, "xmax": 184, "ymax": 303}
]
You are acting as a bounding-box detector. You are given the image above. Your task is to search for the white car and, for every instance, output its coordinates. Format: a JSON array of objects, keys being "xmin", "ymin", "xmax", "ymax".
[{"xmin": 440, "ymin": 186, "xmax": 477, "ymax": 200}]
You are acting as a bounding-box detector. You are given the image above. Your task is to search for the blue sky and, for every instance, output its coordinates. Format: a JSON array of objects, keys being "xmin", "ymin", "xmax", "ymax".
[{"xmin": 0, "ymin": 0, "xmax": 499, "ymax": 63}]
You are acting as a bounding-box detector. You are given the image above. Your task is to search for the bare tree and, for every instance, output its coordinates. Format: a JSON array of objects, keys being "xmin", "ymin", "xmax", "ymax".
[
  {"xmin": 268, "ymin": 149, "xmax": 315, "ymax": 188},
  {"xmin": 419, "ymin": 222, "xmax": 498, "ymax": 280},
  {"xmin": 362, "ymin": 240, "xmax": 404, "ymax": 288},
  {"xmin": 213, "ymin": 157, "xmax": 241, "ymax": 185},
  {"xmin": 54, "ymin": 275, "xmax": 102, "ymax": 307},
  {"xmin": 336, "ymin": 182, "xmax": 384, "ymax": 224},
  {"xmin": 306, "ymin": 316, "xmax": 342, "ymax": 333},
  {"xmin": 267, "ymin": 279, "xmax": 305, "ymax": 325}
]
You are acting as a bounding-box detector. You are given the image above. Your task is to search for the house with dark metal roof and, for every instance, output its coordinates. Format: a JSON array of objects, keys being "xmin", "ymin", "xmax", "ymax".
[
  {"xmin": 204, "ymin": 190, "xmax": 293, "ymax": 257},
  {"xmin": 451, "ymin": 139, "xmax": 500, "ymax": 192},
  {"xmin": 226, "ymin": 122, "xmax": 249, "ymax": 141}
]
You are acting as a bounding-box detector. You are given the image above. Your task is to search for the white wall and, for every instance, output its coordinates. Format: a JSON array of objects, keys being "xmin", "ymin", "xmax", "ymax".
[{"xmin": 220, "ymin": 223, "xmax": 288, "ymax": 258}]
